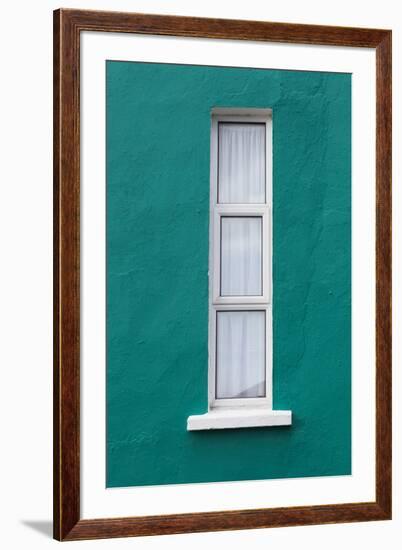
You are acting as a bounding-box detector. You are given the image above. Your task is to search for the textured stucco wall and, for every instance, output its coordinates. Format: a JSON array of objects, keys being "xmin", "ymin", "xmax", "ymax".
[{"xmin": 106, "ymin": 61, "xmax": 351, "ymax": 487}]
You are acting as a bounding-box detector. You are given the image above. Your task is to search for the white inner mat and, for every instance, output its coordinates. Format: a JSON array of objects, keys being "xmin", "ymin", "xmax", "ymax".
[{"xmin": 81, "ymin": 31, "xmax": 376, "ymax": 519}]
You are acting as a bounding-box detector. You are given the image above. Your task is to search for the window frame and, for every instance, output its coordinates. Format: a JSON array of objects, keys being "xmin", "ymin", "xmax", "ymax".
[{"xmin": 208, "ymin": 109, "xmax": 273, "ymax": 410}]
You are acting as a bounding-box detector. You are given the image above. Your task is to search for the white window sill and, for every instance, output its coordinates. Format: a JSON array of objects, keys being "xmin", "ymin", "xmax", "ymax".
[{"xmin": 187, "ymin": 408, "xmax": 292, "ymax": 431}]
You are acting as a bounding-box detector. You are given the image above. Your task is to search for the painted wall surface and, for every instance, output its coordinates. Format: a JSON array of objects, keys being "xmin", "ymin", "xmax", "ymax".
[{"xmin": 106, "ymin": 61, "xmax": 351, "ymax": 487}]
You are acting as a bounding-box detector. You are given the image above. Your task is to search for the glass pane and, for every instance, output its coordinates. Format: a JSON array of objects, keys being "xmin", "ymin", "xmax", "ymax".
[
  {"xmin": 220, "ymin": 217, "xmax": 262, "ymax": 296},
  {"xmin": 216, "ymin": 311, "xmax": 266, "ymax": 399},
  {"xmin": 218, "ymin": 123, "xmax": 265, "ymax": 203}
]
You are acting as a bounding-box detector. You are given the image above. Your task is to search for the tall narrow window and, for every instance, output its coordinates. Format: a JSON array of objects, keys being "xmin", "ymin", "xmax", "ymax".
[{"xmin": 187, "ymin": 109, "xmax": 291, "ymax": 431}]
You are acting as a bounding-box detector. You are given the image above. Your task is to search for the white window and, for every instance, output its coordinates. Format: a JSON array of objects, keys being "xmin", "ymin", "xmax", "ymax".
[{"xmin": 187, "ymin": 109, "xmax": 292, "ymax": 431}]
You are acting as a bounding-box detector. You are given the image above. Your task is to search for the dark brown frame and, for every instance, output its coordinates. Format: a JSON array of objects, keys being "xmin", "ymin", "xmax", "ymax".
[{"xmin": 53, "ymin": 8, "xmax": 392, "ymax": 541}]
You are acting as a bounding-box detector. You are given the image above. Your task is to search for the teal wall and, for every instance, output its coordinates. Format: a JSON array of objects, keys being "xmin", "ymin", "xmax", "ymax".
[{"xmin": 106, "ymin": 61, "xmax": 351, "ymax": 487}]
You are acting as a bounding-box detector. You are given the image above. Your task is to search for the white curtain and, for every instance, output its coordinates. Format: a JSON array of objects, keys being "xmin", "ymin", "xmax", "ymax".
[
  {"xmin": 221, "ymin": 217, "xmax": 262, "ymax": 296},
  {"xmin": 218, "ymin": 123, "xmax": 265, "ymax": 204},
  {"xmin": 216, "ymin": 311, "xmax": 266, "ymax": 399},
  {"xmin": 215, "ymin": 122, "xmax": 266, "ymax": 400}
]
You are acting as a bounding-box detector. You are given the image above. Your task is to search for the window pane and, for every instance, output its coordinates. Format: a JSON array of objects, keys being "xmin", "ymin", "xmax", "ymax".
[
  {"xmin": 221, "ymin": 217, "xmax": 262, "ymax": 296},
  {"xmin": 216, "ymin": 311, "xmax": 266, "ymax": 399},
  {"xmin": 218, "ymin": 123, "xmax": 265, "ymax": 203}
]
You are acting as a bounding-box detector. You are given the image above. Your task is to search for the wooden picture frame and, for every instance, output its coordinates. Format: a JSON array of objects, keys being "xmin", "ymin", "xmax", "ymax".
[{"xmin": 53, "ymin": 8, "xmax": 392, "ymax": 541}]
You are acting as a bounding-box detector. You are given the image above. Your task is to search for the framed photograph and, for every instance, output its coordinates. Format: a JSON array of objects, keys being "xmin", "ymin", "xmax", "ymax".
[{"xmin": 53, "ymin": 8, "xmax": 392, "ymax": 541}]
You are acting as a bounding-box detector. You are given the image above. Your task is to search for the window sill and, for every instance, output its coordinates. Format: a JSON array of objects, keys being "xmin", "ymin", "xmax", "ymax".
[{"xmin": 187, "ymin": 408, "xmax": 292, "ymax": 431}]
